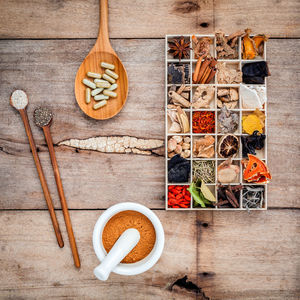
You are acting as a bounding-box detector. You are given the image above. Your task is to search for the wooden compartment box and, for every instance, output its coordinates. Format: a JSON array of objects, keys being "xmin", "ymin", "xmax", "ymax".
[{"xmin": 165, "ymin": 34, "xmax": 268, "ymax": 211}]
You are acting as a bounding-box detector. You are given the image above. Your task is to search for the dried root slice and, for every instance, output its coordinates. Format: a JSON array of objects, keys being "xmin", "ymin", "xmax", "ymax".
[
  {"xmin": 176, "ymin": 106, "xmax": 190, "ymax": 133},
  {"xmin": 217, "ymin": 158, "xmax": 240, "ymax": 183}
]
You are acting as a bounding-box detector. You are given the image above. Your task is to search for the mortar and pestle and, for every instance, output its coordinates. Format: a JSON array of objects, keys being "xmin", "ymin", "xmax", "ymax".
[{"xmin": 93, "ymin": 203, "xmax": 164, "ymax": 281}]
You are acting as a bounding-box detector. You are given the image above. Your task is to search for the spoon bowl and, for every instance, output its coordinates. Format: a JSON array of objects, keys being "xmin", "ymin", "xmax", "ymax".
[{"xmin": 74, "ymin": 0, "xmax": 128, "ymax": 120}]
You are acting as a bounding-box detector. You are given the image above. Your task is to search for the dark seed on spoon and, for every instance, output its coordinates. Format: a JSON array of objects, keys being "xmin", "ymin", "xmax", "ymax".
[{"xmin": 34, "ymin": 107, "xmax": 53, "ymax": 127}]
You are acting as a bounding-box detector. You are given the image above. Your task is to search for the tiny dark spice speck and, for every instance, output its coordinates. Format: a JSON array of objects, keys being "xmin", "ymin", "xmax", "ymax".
[{"xmin": 33, "ymin": 107, "xmax": 53, "ymax": 127}]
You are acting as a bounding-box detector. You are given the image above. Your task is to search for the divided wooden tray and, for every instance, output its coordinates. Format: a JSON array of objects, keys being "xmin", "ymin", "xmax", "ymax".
[{"xmin": 165, "ymin": 34, "xmax": 268, "ymax": 210}]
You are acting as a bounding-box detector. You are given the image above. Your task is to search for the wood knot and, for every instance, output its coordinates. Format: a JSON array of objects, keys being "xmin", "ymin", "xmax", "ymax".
[
  {"xmin": 173, "ymin": 1, "xmax": 200, "ymax": 13},
  {"xmin": 199, "ymin": 22, "xmax": 209, "ymax": 28}
]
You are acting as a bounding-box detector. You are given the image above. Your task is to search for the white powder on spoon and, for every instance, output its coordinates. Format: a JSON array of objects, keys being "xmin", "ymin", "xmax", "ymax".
[{"xmin": 11, "ymin": 90, "xmax": 28, "ymax": 109}]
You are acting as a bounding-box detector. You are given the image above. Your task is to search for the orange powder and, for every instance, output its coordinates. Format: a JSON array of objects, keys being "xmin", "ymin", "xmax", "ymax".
[{"xmin": 102, "ymin": 210, "xmax": 156, "ymax": 263}]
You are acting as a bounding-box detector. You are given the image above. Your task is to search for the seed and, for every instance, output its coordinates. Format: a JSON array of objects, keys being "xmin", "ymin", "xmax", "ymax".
[
  {"xmin": 105, "ymin": 69, "xmax": 119, "ymax": 80},
  {"xmin": 96, "ymin": 81, "xmax": 111, "ymax": 88},
  {"xmin": 101, "ymin": 62, "xmax": 115, "ymax": 70},
  {"xmin": 91, "ymin": 88, "xmax": 103, "ymax": 96},
  {"xmin": 93, "ymin": 100, "xmax": 107, "ymax": 110},
  {"xmin": 82, "ymin": 78, "xmax": 96, "ymax": 89},
  {"xmin": 108, "ymin": 83, "xmax": 118, "ymax": 91},
  {"xmin": 33, "ymin": 107, "xmax": 53, "ymax": 127},
  {"xmin": 94, "ymin": 94, "xmax": 109, "ymax": 101},
  {"xmin": 85, "ymin": 88, "xmax": 91, "ymax": 104},
  {"xmin": 87, "ymin": 72, "xmax": 101, "ymax": 79},
  {"xmin": 102, "ymin": 74, "xmax": 115, "ymax": 84},
  {"xmin": 103, "ymin": 90, "xmax": 117, "ymax": 98}
]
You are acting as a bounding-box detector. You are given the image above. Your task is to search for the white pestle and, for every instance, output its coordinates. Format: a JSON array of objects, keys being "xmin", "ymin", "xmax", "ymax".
[{"xmin": 94, "ymin": 228, "xmax": 140, "ymax": 281}]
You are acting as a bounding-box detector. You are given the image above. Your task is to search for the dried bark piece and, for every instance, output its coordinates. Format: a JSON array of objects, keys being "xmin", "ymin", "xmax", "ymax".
[
  {"xmin": 59, "ymin": 136, "xmax": 163, "ymax": 156},
  {"xmin": 215, "ymin": 30, "xmax": 243, "ymax": 59},
  {"xmin": 192, "ymin": 86, "xmax": 215, "ymax": 109},
  {"xmin": 217, "ymin": 62, "xmax": 242, "ymax": 84},
  {"xmin": 193, "ymin": 135, "xmax": 215, "ymax": 158},
  {"xmin": 192, "ymin": 35, "xmax": 212, "ymax": 58}
]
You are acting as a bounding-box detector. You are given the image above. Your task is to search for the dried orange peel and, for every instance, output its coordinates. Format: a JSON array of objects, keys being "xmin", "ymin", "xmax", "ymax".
[{"xmin": 242, "ymin": 154, "xmax": 271, "ymax": 183}]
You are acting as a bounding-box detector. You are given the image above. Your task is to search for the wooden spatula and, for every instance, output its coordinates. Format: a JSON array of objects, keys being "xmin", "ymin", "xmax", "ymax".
[{"xmin": 75, "ymin": 0, "xmax": 128, "ymax": 120}]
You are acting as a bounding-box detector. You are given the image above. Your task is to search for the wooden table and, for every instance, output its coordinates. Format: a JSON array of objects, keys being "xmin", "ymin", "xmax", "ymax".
[{"xmin": 0, "ymin": 1, "xmax": 299, "ymax": 299}]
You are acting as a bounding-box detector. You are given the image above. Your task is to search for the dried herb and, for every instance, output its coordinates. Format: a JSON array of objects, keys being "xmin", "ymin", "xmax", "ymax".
[
  {"xmin": 218, "ymin": 106, "xmax": 239, "ymax": 134},
  {"xmin": 168, "ymin": 64, "xmax": 189, "ymax": 84},
  {"xmin": 192, "ymin": 35, "xmax": 212, "ymax": 58},
  {"xmin": 217, "ymin": 185, "xmax": 242, "ymax": 208},
  {"xmin": 215, "ymin": 30, "xmax": 243, "ymax": 59},
  {"xmin": 217, "ymin": 88, "xmax": 239, "ymax": 109},
  {"xmin": 168, "ymin": 36, "xmax": 191, "ymax": 61},
  {"xmin": 192, "ymin": 111, "xmax": 215, "ymax": 133},
  {"xmin": 242, "ymin": 185, "xmax": 264, "ymax": 209},
  {"xmin": 241, "ymin": 131, "xmax": 265, "ymax": 157},
  {"xmin": 168, "ymin": 154, "xmax": 190, "ymax": 183},
  {"xmin": 193, "ymin": 160, "xmax": 215, "ymax": 184},
  {"xmin": 188, "ymin": 180, "xmax": 216, "ymax": 208},
  {"xmin": 242, "ymin": 61, "xmax": 270, "ymax": 84}
]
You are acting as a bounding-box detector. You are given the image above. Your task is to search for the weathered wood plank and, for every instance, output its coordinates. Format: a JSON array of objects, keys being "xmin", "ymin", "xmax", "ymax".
[
  {"xmin": 196, "ymin": 210, "xmax": 300, "ymax": 300},
  {"xmin": 0, "ymin": 39, "xmax": 299, "ymax": 209},
  {"xmin": 0, "ymin": 0, "xmax": 299, "ymax": 38},
  {"xmin": 0, "ymin": 0, "xmax": 213, "ymax": 39},
  {"xmin": 214, "ymin": 0, "xmax": 300, "ymax": 38},
  {"xmin": 0, "ymin": 210, "xmax": 198, "ymax": 299}
]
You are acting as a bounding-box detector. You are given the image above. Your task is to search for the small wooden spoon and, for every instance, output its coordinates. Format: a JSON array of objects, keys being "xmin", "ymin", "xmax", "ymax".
[
  {"xmin": 75, "ymin": 0, "xmax": 128, "ymax": 120},
  {"xmin": 33, "ymin": 107, "xmax": 80, "ymax": 268},
  {"xmin": 10, "ymin": 90, "xmax": 64, "ymax": 248}
]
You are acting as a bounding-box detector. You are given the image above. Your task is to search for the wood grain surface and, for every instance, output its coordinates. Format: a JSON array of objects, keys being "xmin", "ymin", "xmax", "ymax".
[
  {"xmin": 0, "ymin": 0, "xmax": 299, "ymax": 38},
  {"xmin": 0, "ymin": 39, "xmax": 299, "ymax": 209},
  {"xmin": 0, "ymin": 211, "xmax": 198, "ymax": 300},
  {"xmin": 0, "ymin": 0, "xmax": 299, "ymax": 299}
]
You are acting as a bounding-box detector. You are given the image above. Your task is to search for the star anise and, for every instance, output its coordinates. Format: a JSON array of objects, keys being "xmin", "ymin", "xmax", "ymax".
[{"xmin": 168, "ymin": 36, "xmax": 191, "ymax": 61}]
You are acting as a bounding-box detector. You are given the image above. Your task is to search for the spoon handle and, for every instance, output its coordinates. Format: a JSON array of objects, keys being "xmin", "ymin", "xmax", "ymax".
[
  {"xmin": 98, "ymin": 0, "xmax": 112, "ymax": 50},
  {"xmin": 19, "ymin": 109, "xmax": 64, "ymax": 248},
  {"xmin": 42, "ymin": 125, "xmax": 80, "ymax": 268}
]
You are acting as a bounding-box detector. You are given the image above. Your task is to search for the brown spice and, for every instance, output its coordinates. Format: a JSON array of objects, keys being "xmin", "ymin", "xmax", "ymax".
[{"xmin": 102, "ymin": 211, "xmax": 156, "ymax": 263}]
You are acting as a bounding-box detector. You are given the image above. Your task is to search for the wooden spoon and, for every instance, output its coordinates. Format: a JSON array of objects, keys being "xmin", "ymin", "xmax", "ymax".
[
  {"xmin": 33, "ymin": 107, "xmax": 80, "ymax": 268},
  {"xmin": 75, "ymin": 0, "xmax": 128, "ymax": 120},
  {"xmin": 10, "ymin": 90, "xmax": 64, "ymax": 248}
]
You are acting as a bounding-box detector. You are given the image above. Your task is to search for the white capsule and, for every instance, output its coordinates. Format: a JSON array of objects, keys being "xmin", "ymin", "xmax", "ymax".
[
  {"xmin": 96, "ymin": 81, "xmax": 111, "ymax": 88},
  {"xmin": 108, "ymin": 83, "xmax": 118, "ymax": 91},
  {"xmin": 103, "ymin": 90, "xmax": 117, "ymax": 98},
  {"xmin": 93, "ymin": 100, "xmax": 107, "ymax": 110},
  {"xmin": 105, "ymin": 69, "xmax": 119, "ymax": 80},
  {"xmin": 102, "ymin": 74, "xmax": 115, "ymax": 84},
  {"xmin": 101, "ymin": 62, "xmax": 115, "ymax": 70},
  {"xmin": 85, "ymin": 88, "xmax": 91, "ymax": 104},
  {"xmin": 82, "ymin": 78, "xmax": 96, "ymax": 89},
  {"xmin": 94, "ymin": 94, "xmax": 109, "ymax": 101},
  {"xmin": 94, "ymin": 79, "xmax": 106, "ymax": 83},
  {"xmin": 91, "ymin": 88, "xmax": 103, "ymax": 96},
  {"xmin": 87, "ymin": 72, "xmax": 101, "ymax": 79}
]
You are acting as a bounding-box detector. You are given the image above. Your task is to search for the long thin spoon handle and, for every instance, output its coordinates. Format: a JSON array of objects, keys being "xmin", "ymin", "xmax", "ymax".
[
  {"xmin": 42, "ymin": 125, "xmax": 80, "ymax": 268},
  {"xmin": 19, "ymin": 109, "xmax": 64, "ymax": 248},
  {"xmin": 99, "ymin": 0, "xmax": 109, "ymax": 43}
]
